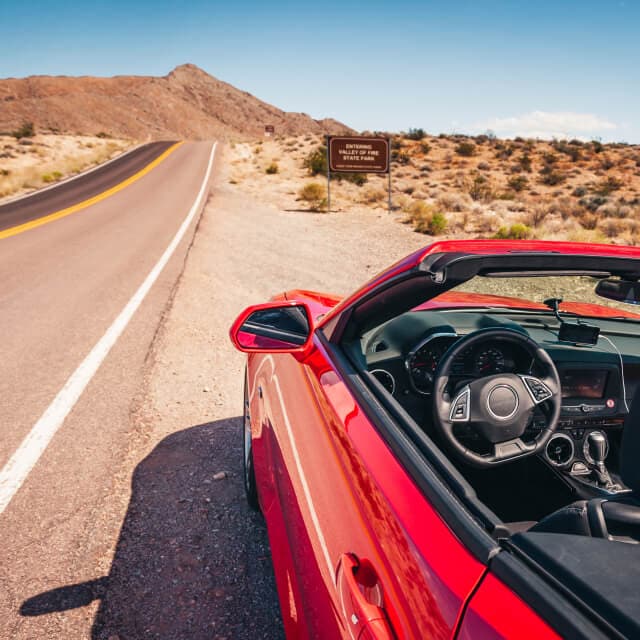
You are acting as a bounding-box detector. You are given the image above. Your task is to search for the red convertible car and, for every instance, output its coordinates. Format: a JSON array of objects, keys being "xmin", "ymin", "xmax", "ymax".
[{"xmin": 230, "ymin": 240, "xmax": 640, "ymax": 640}]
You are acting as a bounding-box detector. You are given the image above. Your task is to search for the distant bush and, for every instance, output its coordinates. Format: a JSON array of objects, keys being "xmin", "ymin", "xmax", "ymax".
[
  {"xmin": 517, "ymin": 153, "xmax": 533, "ymax": 172},
  {"xmin": 508, "ymin": 175, "xmax": 529, "ymax": 192},
  {"xmin": 572, "ymin": 186, "xmax": 588, "ymax": 197},
  {"xmin": 552, "ymin": 140, "xmax": 581, "ymax": 162},
  {"xmin": 592, "ymin": 140, "xmax": 604, "ymax": 154},
  {"xmin": 405, "ymin": 200, "xmax": 447, "ymax": 235},
  {"xmin": 304, "ymin": 146, "xmax": 327, "ymax": 175},
  {"xmin": 455, "ymin": 141, "xmax": 476, "ymax": 157},
  {"xmin": 593, "ymin": 176, "xmax": 623, "ymax": 196},
  {"xmin": 391, "ymin": 149, "xmax": 411, "ymax": 165},
  {"xmin": 12, "ymin": 121, "xmax": 35, "ymax": 139},
  {"xmin": 405, "ymin": 128, "xmax": 426, "ymax": 140},
  {"xmin": 265, "ymin": 163, "xmax": 279, "ymax": 174},
  {"xmin": 299, "ymin": 182, "xmax": 326, "ymax": 211},
  {"xmin": 468, "ymin": 173, "xmax": 494, "ymax": 201},
  {"xmin": 96, "ymin": 131, "xmax": 110, "ymax": 139},
  {"xmin": 493, "ymin": 223, "xmax": 532, "ymax": 239},
  {"xmin": 420, "ymin": 141, "xmax": 431, "ymax": 154}
]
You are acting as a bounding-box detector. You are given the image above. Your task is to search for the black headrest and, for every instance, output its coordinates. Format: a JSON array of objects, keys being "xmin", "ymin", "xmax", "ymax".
[{"xmin": 621, "ymin": 395, "xmax": 640, "ymax": 493}]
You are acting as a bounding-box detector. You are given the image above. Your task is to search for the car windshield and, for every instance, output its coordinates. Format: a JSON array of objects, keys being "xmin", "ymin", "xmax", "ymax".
[{"xmin": 424, "ymin": 274, "xmax": 640, "ymax": 322}]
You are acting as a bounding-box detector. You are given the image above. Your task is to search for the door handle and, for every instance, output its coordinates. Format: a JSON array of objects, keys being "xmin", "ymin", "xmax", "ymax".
[{"xmin": 337, "ymin": 553, "xmax": 395, "ymax": 640}]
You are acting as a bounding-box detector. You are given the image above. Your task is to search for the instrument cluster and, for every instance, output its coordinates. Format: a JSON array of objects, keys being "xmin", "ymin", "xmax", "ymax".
[{"xmin": 406, "ymin": 333, "xmax": 524, "ymax": 395}]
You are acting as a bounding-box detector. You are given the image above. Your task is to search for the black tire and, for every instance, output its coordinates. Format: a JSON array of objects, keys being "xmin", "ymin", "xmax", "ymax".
[{"xmin": 243, "ymin": 370, "xmax": 260, "ymax": 511}]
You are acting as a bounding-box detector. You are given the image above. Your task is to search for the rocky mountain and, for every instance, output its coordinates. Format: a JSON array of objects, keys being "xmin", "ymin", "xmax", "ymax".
[{"xmin": 0, "ymin": 64, "xmax": 351, "ymax": 140}]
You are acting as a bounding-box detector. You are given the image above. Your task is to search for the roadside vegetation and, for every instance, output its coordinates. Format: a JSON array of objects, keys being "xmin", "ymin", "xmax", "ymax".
[
  {"xmin": 0, "ymin": 133, "xmax": 132, "ymax": 200},
  {"xmin": 226, "ymin": 130, "xmax": 640, "ymax": 244}
]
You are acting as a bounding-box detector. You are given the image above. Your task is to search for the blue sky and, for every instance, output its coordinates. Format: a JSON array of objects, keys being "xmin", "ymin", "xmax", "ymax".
[{"xmin": 1, "ymin": 1, "xmax": 638, "ymax": 142}]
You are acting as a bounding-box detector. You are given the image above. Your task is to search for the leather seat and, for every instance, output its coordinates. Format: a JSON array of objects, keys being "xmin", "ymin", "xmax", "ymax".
[{"xmin": 531, "ymin": 399, "xmax": 640, "ymax": 542}]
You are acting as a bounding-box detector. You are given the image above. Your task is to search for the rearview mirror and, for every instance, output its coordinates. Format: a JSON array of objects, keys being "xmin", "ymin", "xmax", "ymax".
[
  {"xmin": 229, "ymin": 302, "xmax": 312, "ymax": 353},
  {"xmin": 595, "ymin": 278, "xmax": 640, "ymax": 305}
]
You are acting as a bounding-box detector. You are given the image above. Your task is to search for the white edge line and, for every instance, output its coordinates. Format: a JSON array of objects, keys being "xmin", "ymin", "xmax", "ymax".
[
  {"xmin": 249, "ymin": 355, "xmax": 334, "ymax": 579},
  {"xmin": 0, "ymin": 141, "xmax": 217, "ymax": 515}
]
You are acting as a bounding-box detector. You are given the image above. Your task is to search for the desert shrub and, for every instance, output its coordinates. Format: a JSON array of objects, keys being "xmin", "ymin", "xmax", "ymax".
[
  {"xmin": 265, "ymin": 163, "xmax": 279, "ymax": 174},
  {"xmin": 304, "ymin": 146, "xmax": 327, "ymax": 175},
  {"xmin": 539, "ymin": 164, "xmax": 566, "ymax": 186},
  {"xmin": 493, "ymin": 223, "xmax": 532, "ymax": 239},
  {"xmin": 508, "ymin": 175, "xmax": 529, "ymax": 192},
  {"xmin": 339, "ymin": 172, "xmax": 368, "ymax": 186},
  {"xmin": 593, "ymin": 176, "xmax": 624, "ymax": 196},
  {"xmin": 518, "ymin": 153, "xmax": 533, "ymax": 172},
  {"xmin": 299, "ymin": 182, "xmax": 326, "ymax": 211},
  {"xmin": 468, "ymin": 172, "xmax": 493, "ymax": 201},
  {"xmin": 477, "ymin": 162, "xmax": 491, "ymax": 171},
  {"xmin": 405, "ymin": 128, "xmax": 426, "ymax": 140},
  {"xmin": 0, "ymin": 169, "xmax": 9, "ymax": 176},
  {"xmin": 361, "ymin": 188, "xmax": 386, "ymax": 204},
  {"xmin": 576, "ymin": 210, "xmax": 599, "ymax": 229},
  {"xmin": 420, "ymin": 141, "xmax": 431, "ymax": 154},
  {"xmin": 572, "ymin": 186, "xmax": 588, "ymax": 197},
  {"xmin": 553, "ymin": 140, "xmax": 582, "ymax": 162},
  {"xmin": 96, "ymin": 131, "xmax": 110, "ymax": 138},
  {"xmin": 579, "ymin": 195, "xmax": 608, "ymax": 211},
  {"xmin": 455, "ymin": 141, "xmax": 476, "ymax": 157},
  {"xmin": 391, "ymin": 149, "xmax": 411, "ymax": 165},
  {"xmin": 405, "ymin": 200, "xmax": 447, "ymax": 235},
  {"xmin": 600, "ymin": 157, "xmax": 615, "ymax": 170},
  {"xmin": 12, "ymin": 121, "xmax": 35, "ymax": 139},
  {"xmin": 599, "ymin": 218, "xmax": 626, "ymax": 238},
  {"xmin": 436, "ymin": 193, "xmax": 470, "ymax": 212},
  {"xmin": 524, "ymin": 206, "xmax": 547, "ymax": 227},
  {"xmin": 592, "ymin": 140, "xmax": 604, "ymax": 154},
  {"xmin": 403, "ymin": 186, "xmax": 415, "ymax": 195}
]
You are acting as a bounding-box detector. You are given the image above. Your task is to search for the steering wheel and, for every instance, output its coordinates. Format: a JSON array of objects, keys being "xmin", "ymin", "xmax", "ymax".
[{"xmin": 432, "ymin": 328, "xmax": 561, "ymax": 468}]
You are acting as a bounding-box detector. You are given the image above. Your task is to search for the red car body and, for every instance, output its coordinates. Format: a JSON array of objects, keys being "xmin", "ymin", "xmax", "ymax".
[{"xmin": 230, "ymin": 240, "xmax": 640, "ymax": 639}]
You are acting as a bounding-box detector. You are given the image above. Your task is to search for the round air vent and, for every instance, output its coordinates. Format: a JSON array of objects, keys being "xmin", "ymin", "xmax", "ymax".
[
  {"xmin": 545, "ymin": 433, "xmax": 574, "ymax": 467},
  {"xmin": 371, "ymin": 369, "xmax": 395, "ymax": 395}
]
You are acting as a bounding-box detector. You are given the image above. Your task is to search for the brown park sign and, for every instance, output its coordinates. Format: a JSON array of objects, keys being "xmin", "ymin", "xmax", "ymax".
[{"xmin": 329, "ymin": 136, "xmax": 389, "ymax": 173}]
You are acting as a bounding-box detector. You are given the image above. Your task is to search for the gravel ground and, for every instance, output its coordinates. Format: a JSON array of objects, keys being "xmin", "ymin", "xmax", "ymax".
[{"xmin": 89, "ymin": 147, "xmax": 427, "ymax": 639}]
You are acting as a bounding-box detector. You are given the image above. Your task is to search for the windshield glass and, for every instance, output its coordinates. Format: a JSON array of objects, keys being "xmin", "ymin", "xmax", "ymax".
[{"xmin": 426, "ymin": 274, "xmax": 640, "ymax": 321}]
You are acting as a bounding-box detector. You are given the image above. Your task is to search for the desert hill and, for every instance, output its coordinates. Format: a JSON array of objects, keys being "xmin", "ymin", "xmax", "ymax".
[{"xmin": 0, "ymin": 64, "xmax": 351, "ymax": 140}]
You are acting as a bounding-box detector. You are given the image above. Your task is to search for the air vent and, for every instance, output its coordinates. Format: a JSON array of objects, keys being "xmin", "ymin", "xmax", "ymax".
[
  {"xmin": 373, "ymin": 341, "xmax": 388, "ymax": 353},
  {"xmin": 545, "ymin": 434, "xmax": 574, "ymax": 467}
]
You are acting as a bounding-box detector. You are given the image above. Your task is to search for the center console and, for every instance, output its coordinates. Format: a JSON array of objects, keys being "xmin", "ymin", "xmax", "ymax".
[{"xmin": 533, "ymin": 363, "xmax": 629, "ymax": 494}]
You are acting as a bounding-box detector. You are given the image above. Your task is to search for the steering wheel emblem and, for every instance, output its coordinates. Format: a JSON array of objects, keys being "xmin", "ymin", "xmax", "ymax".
[{"xmin": 486, "ymin": 384, "xmax": 519, "ymax": 420}]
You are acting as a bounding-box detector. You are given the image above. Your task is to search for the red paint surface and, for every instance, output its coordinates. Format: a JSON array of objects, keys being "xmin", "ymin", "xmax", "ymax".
[{"xmin": 456, "ymin": 573, "xmax": 561, "ymax": 640}]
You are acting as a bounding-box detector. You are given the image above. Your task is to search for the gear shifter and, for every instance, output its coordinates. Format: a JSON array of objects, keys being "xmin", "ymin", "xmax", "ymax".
[{"xmin": 587, "ymin": 431, "xmax": 615, "ymax": 489}]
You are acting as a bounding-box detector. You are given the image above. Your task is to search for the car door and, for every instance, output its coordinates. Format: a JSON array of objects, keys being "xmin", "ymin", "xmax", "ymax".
[{"xmin": 250, "ymin": 335, "xmax": 489, "ymax": 639}]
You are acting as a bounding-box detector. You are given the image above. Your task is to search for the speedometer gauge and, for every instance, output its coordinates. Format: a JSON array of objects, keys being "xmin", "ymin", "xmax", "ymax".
[
  {"xmin": 475, "ymin": 347, "xmax": 506, "ymax": 375},
  {"xmin": 408, "ymin": 347, "xmax": 441, "ymax": 392}
]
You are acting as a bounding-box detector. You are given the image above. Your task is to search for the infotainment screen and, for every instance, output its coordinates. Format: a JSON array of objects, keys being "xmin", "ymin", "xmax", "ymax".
[{"xmin": 561, "ymin": 370, "xmax": 609, "ymax": 399}]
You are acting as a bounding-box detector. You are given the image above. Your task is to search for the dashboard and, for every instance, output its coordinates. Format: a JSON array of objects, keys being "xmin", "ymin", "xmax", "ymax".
[{"xmin": 363, "ymin": 309, "xmax": 640, "ymax": 486}]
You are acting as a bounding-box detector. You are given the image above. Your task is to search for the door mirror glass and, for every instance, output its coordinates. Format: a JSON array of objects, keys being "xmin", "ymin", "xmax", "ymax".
[
  {"xmin": 233, "ymin": 304, "xmax": 311, "ymax": 352},
  {"xmin": 595, "ymin": 278, "xmax": 640, "ymax": 305}
]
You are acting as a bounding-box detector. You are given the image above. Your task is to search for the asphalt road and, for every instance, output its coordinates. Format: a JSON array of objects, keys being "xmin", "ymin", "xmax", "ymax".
[
  {"xmin": 0, "ymin": 141, "xmax": 176, "ymax": 232},
  {"xmin": 0, "ymin": 141, "xmax": 282, "ymax": 639}
]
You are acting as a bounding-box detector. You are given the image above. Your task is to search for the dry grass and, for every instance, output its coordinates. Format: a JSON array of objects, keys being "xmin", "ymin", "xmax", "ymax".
[{"xmin": 0, "ymin": 134, "xmax": 132, "ymax": 200}]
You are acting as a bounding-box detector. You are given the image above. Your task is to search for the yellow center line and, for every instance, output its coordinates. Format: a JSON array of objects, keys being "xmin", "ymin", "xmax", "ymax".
[{"xmin": 0, "ymin": 141, "xmax": 184, "ymax": 241}]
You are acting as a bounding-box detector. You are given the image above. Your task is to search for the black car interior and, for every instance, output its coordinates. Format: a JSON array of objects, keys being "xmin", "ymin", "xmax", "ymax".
[{"xmin": 360, "ymin": 298, "xmax": 640, "ymax": 544}]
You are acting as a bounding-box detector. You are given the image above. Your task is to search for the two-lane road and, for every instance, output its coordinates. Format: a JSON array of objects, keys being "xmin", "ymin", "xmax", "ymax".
[{"xmin": 0, "ymin": 140, "xmax": 217, "ymax": 638}]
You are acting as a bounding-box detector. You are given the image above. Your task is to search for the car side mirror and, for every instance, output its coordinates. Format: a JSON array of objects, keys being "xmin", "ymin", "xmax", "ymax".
[
  {"xmin": 595, "ymin": 278, "xmax": 640, "ymax": 305},
  {"xmin": 229, "ymin": 302, "xmax": 313, "ymax": 353}
]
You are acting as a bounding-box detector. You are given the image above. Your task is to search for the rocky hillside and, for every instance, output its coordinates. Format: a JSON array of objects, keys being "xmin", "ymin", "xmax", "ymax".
[{"xmin": 0, "ymin": 64, "xmax": 351, "ymax": 140}]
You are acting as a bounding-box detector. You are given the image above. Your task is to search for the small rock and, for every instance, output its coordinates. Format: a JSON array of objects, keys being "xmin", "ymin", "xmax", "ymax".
[
  {"xmin": 213, "ymin": 471, "xmax": 227, "ymax": 481},
  {"xmin": 203, "ymin": 386, "xmax": 211, "ymax": 392}
]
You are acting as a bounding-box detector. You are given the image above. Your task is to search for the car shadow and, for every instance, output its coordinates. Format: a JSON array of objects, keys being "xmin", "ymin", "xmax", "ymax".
[{"xmin": 20, "ymin": 418, "xmax": 284, "ymax": 640}]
